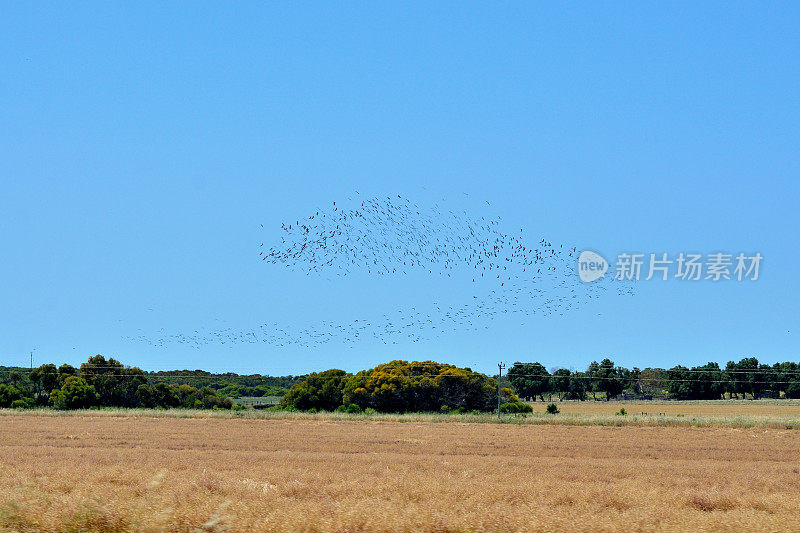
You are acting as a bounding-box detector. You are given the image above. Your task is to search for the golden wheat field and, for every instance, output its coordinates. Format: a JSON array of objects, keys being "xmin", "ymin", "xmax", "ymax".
[{"xmin": 2, "ymin": 414, "xmax": 800, "ymax": 532}]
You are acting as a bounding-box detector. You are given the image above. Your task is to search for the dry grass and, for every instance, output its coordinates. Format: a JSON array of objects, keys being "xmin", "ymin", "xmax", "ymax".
[
  {"xmin": 549, "ymin": 400, "xmax": 800, "ymax": 418},
  {"xmin": 2, "ymin": 415, "xmax": 800, "ymax": 531},
  {"xmin": 5, "ymin": 400, "xmax": 800, "ymax": 430}
]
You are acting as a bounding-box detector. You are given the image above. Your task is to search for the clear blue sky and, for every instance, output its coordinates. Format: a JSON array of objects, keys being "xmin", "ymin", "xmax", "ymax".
[{"xmin": 1, "ymin": 2, "xmax": 797, "ymax": 375}]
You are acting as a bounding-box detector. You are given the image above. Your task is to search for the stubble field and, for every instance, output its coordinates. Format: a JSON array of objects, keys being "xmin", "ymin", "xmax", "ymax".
[{"xmin": 2, "ymin": 414, "xmax": 800, "ymax": 532}]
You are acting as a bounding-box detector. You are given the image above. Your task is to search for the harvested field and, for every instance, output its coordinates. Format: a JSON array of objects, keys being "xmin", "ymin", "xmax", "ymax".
[
  {"xmin": 2, "ymin": 415, "xmax": 800, "ymax": 531},
  {"xmin": 538, "ymin": 400, "xmax": 800, "ymax": 419}
]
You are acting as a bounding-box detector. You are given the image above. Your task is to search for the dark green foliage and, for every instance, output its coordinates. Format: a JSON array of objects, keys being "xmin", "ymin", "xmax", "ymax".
[
  {"xmin": 342, "ymin": 360, "xmax": 508, "ymax": 413},
  {"xmin": 550, "ymin": 369, "xmax": 587, "ymax": 400},
  {"xmin": 667, "ymin": 363, "xmax": 726, "ymax": 400},
  {"xmin": 499, "ymin": 401, "xmax": 533, "ymax": 414},
  {"xmin": 589, "ymin": 359, "xmax": 625, "ymax": 400},
  {"xmin": 2, "ymin": 356, "xmax": 233, "ymax": 410},
  {"xmin": 507, "ymin": 362, "xmax": 550, "ymax": 401},
  {"xmin": 145, "ymin": 370, "xmax": 298, "ymax": 397},
  {"xmin": 0, "ymin": 384, "xmax": 23, "ymax": 408},
  {"xmin": 546, "ymin": 403, "xmax": 560, "ymax": 414},
  {"xmin": 49, "ymin": 376, "xmax": 99, "ymax": 410},
  {"xmin": 10, "ymin": 354, "xmax": 800, "ymax": 411},
  {"xmin": 725, "ymin": 358, "xmax": 764, "ymax": 399},
  {"xmin": 281, "ymin": 361, "xmax": 511, "ymax": 412},
  {"xmin": 280, "ymin": 369, "xmax": 350, "ymax": 411},
  {"xmin": 29, "ymin": 364, "xmax": 59, "ymax": 398},
  {"xmin": 11, "ymin": 398, "xmax": 32, "ymax": 409},
  {"xmin": 136, "ymin": 382, "xmax": 180, "ymax": 408},
  {"xmin": 80, "ymin": 355, "xmax": 146, "ymax": 408},
  {"xmin": 786, "ymin": 380, "xmax": 800, "ymax": 399}
]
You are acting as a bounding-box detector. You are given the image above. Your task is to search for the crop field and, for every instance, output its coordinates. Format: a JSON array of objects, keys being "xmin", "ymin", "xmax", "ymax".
[
  {"xmin": 2, "ymin": 414, "xmax": 800, "ymax": 532},
  {"xmin": 541, "ymin": 399, "xmax": 800, "ymax": 418}
]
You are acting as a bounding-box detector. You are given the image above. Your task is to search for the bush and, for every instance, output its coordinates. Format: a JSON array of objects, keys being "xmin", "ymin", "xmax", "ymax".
[
  {"xmin": 500, "ymin": 402, "xmax": 533, "ymax": 414},
  {"xmin": 363, "ymin": 408, "xmax": 377, "ymax": 415},
  {"xmin": 50, "ymin": 377, "xmax": 99, "ymax": 410},
  {"xmin": 307, "ymin": 407, "xmax": 318, "ymax": 414},
  {"xmin": 546, "ymin": 403, "xmax": 560, "ymax": 414},
  {"xmin": 231, "ymin": 403, "xmax": 246, "ymax": 412},
  {"xmin": 449, "ymin": 407, "xmax": 468, "ymax": 415},
  {"xmin": 0, "ymin": 384, "xmax": 23, "ymax": 408},
  {"xmin": 342, "ymin": 360, "xmax": 505, "ymax": 413},
  {"xmin": 345, "ymin": 403, "xmax": 363, "ymax": 414},
  {"xmin": 11, "ymin": 399, "xmax": 32, "ymax": 409},
  {"xmin": 616, "ymin": 408, "xmax": 627, "ymax": 416},
  {"xmin": 334, "ymin": 405, "xmax": 347, "ymax": 413},
  {"xmin": 280, "ymin": 369, "xmax": 350, "ymax": 411}
]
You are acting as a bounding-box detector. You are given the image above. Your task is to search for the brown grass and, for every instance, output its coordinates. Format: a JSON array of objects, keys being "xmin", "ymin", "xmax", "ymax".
[
  {"xmin": 2, "ymin": 414, "xmax": 800, "ymax": 531},
  {"xmin": 547, "ymin": 400, "xmax": 800, "ymax": 418}
]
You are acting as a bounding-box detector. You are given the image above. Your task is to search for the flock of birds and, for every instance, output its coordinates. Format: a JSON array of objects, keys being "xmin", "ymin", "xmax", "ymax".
[{"xmin": 126, "ymin": 194, "xmax": 633, "ymax": 350}]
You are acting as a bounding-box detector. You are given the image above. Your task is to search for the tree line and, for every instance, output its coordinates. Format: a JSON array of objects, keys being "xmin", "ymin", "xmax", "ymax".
[
  {"xmin": 280, "ymin": 360, "xmax": 520, "ymax": 413},
  {"xmin": 4, "ymin": 354, "xmax": 798, "ymax": 411},
  {"xmin": 507, "ymin": 358, "xmax": 800, "ymax": 401},
  {"xmin": 0, "ymin": 355, "xmax": 299, "ymax": 410}
]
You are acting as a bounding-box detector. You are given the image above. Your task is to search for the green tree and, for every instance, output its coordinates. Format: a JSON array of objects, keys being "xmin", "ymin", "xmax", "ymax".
[
  {"xmin": 550, "ymin": 369, "xmax": 571, "ymax": 400},
  {"xmin": 0, "ymin": 384, "xmax": 23, "ymax": 407},
  {"xmin": 136, "ymin": 382, "xmax": 180, "ymax": 408},
  {"xmin": 80, "ymin": 355, "xmax": 146, "ymax": 407},
  {"xmin": 29, "ymin": 363, "xmax": 60, "ymax": 402},
  {"xmin": 725, "ymin": 358, "xmax": 764, "ymax": 399},
  {"xmin": 637, "ymin": 368, "xmax": 667, "ymax": 397},
  {"xmin": 507, "ymin": 362, "xmax": 550, "ymax": 401},
  {"xmin": 667, "ymin": 363, "xmax": 725, "ymax": 400},
  {"xmin": 57, "ymin": 364, "xmax": 77, "ymax": 386},
  {"xmin": 280, "ymin": 369, "xmax": 350, "ymax": 411},
  {"xmin": 341, "ymin": 361, "xmax": 504, "ymax": 413},
  {"xmin": 50, "ymin": 376, "xmax": 99, "ymax": 410},
  {"xmin": 592, "ymin": 359, "xmax": 624, "ymax": 401}
]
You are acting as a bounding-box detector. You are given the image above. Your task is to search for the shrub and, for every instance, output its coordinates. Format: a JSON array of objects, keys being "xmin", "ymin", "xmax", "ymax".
[
  {"xmin": 363, "ymin": 408, "xmax": 377, "ymax": 415},
  {"xmin": 0, "ymin": 384, "xmax": 23, "ymax": 408},
  {"xmin": 280, "ymin": 369, "xmax": 350, "ymax": 411},
  {"xmin": 616, "ymin": 408, "xmax": 627, "ymax": 416},
  {"xmin": 500, "ymin": 402, "xmax": 533, "ymax": 414},
  {"xmin": 342, "ymin": 360, "xmax": 505, "ymax": 413},
  {"xmin": 334, "ymin": 405, "xmax": 347, "ymax": 413},
  {"xmin": 345, "ymin": 403, "xmax": 363, "ymax": 414},
  {"xmin": 449, "ymin": 407, "xmax": 468, "ymax": 415},
  {"xmin": 231, "ymin": 403, "xmax": 246, "ymax": 412},
  {"xmin": 546, "ymin": 403, "xmax": 560, "ymax": 414},
  {"xmin": 11, "ymin": 399, "xmax": 31, "ymax": 409},
  {"xmin": 49, "ymin": 377, "xmax": 99, "ymax": 410}
]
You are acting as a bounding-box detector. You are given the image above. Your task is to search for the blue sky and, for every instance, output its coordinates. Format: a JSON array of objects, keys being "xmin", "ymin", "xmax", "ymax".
[{"xmin": 1, "ymin": 2, "xmax": 798, "ymax": 375}]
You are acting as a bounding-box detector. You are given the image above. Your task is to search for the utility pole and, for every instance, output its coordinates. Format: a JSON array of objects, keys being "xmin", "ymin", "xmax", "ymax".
[
  {"xmin": 30, "ymin": 351, "xmax": 33, "ymax": 370},
  {"xmin": 497, "ymin": 362, "xmax": 505, "ymax": 420}
]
